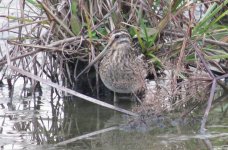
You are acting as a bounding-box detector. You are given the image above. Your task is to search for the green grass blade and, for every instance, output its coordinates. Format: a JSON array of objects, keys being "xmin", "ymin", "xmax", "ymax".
[
  {"xmin": 25, "ymin": 0, "xmax": 41, "ymax": 8},
  {"xmin": 193, "ymin": 0, "xmax": 228, "ymax": 35},
  {"xmin": 70, "ymin": 0, "xmax": 81, "ymax": 35}
]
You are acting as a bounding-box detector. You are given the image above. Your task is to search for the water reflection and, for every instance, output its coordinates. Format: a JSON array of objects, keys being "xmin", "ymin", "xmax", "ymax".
[
  {"xmin": 0, "ymin": 80, "xmax": 227, "ymax": 150},
  {"xmin": 0, "ymin": 80, "xmax": 125, "ymax": 149}
]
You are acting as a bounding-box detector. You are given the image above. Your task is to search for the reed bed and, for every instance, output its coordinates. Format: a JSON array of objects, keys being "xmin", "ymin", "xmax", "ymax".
[{"xmin": 0, "ymin": 0, "xmax": 228, "ymax": 132}]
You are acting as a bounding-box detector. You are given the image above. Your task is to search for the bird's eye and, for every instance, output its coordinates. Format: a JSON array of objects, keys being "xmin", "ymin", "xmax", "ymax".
[{"xmin": 115, "ymin": 35, "xmax": 120, "ymax": 39}]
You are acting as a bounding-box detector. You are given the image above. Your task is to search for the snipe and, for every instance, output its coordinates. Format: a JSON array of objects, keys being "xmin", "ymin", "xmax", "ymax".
[
  {"xmin": 99, "ymin": 29, "xmax": 147, "ymax": 102},
  {"xmin": 76, "ymin": 29, "xmax": 147, "ymax": 102}
]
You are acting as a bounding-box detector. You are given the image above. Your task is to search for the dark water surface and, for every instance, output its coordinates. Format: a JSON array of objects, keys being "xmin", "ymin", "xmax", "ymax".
[{"xmin": 0, "ymin": 77, "xmax": 228, "ymax": 150}]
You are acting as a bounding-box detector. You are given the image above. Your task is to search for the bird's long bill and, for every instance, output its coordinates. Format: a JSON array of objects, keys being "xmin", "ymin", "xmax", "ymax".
[{"xmin": 75, "ymin": 40, "xmax": 112, "ymax": 79}]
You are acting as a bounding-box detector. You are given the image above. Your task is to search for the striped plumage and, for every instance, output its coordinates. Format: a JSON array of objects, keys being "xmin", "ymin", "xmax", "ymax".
[{"xmin": 99, "ymin": 29, "xmax": 147, "ymax": 96}]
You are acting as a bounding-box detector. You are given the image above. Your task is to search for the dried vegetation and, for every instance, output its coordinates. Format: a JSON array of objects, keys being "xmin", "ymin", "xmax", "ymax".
[{"xmin": 0, "ymin": 0, "xmax": 228, "ymax": 131}]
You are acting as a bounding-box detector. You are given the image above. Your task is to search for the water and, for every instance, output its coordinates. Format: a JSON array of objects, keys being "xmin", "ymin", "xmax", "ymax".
[{"xmin": 0, "ymin": 78, "xmax": 227, "ymax": 150}]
